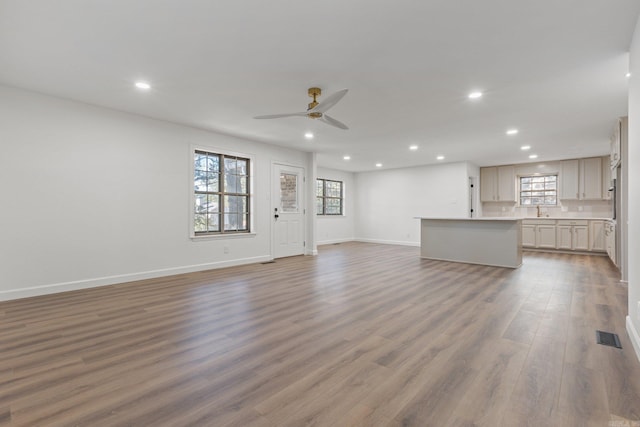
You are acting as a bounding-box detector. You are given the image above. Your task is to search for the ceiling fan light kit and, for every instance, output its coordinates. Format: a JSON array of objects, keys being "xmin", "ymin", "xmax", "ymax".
[{"xmin": 254, "ymin": 87, "xmax": 349, "ymax": 130}]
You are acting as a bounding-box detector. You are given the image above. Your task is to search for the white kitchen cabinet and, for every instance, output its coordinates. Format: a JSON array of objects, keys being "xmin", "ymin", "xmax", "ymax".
[
  {"xmin": 497, "ymin": 166, "xmax": 516, "ymax": 202},
  {"xmin": 556, "ymin": 220, "xmax": 589, "ymax": 251},
  {"xmin": 537, "ymin": 224, "xmax": 557, "ymax": 248},
  {"xmin": 602, "ymin": 157, "xmax": 612, "ymax": 200},
  {"xmin": 582, "ymin": 158, "xmax": 602, "ymax": 200},
  {"xmin": 589, "ymin": 220, "xmax": 606, "ymax": 252},
  {"xmin": 522, "ymin": 224, "xmax": 536, "ymax": 247},
  {"xmin": 605, "ymin": 221, "xmax": 616, "ymax": 265},
  {"xmin": 610, "ymin": 119, "xmax": 621, "ymax": 169},
  {"xmin": 480, "ymin": 166, "xmax": 516, "ymax": 202},
  {"xmin": 522, "ymin": 220, "xmax": 556, "ymax": 249},
  {"xmin": 560, "ymin": 158, "xmax": 602, "ymax": 200},
  {"xmin": 560, "ymin": 159, "xmax": 580, "ymax": 200}
]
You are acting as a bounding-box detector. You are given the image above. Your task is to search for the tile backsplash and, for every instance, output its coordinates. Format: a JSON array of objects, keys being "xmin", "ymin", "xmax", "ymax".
[{"xmin": 481, "ymin": 200, "xmax": 613, "ymax": 219}]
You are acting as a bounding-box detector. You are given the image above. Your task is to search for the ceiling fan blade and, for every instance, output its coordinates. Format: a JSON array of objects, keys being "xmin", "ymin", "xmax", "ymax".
[
  {"xmin": 310, "ymin": 89, "xmax": 348, "ymax": 114},
  {"xmin": 254, "ymin": 112, "xmax": 308, "ymax": 119},
  {"xmin": 319, "ymin": 114, "xmax": 349, "ymax": 130}
]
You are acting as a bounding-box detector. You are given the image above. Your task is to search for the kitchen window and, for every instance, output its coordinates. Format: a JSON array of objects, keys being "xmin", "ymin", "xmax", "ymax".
[
  {"xmin": 316, "ymin": 179, "xmax": 343, "ymax": 215},
  {"xmin": 519, "ymin": 174, "xmax": 557, "ymax": 206},
  {"xmin": 193, "ymin": 150, "xmax": 250, "ymax": 235}
]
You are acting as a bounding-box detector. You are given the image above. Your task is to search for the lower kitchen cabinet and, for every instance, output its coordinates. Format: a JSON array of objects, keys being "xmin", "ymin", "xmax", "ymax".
[
  {"xmin": 522, "ymin": 219, "xmax": 556, "ymax": 249},
  {"xmin": 605, "ymin": 221, "xmax": 616, "ymax": 265},
  {"xmin": 556, "ymin": 220, "xmax": 589, "ymax": 251},
  {"xmin": 522, "ymin": 219, "xmax": 605, "ymax": 253},
  {"xmin": 590, "ymin": 220, "xmax": 606, "ymax": 252}
]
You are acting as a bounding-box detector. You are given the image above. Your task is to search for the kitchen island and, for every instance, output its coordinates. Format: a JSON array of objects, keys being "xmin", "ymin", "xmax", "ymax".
[{"xmin": 418, "ymin": 217, "xmax": 522, "ymax": 268}]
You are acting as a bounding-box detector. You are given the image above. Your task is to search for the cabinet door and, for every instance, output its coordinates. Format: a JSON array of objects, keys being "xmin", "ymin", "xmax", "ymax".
[
  {"xmin": 606, "ymin": 224, "xmax": 616, "ymax": 265},
  {"xmin": 522, "ymin": 225, "xmax": 536, "ymax": 247},
  {"xmin": 602, "ymin": 157, "xmax": 611, "ymax": 201},
  {"xmin": 538, "ymin": 225, "xmax": 557, "ymax": 249},
  {"xmin": 560, "ymin": 160, "xmax": 580, "ymax": 200},
  {"xmin": 480, "ymin": 167, "xmax": 497, "ymax": 202},
  {"xmin": 581, "ymin": 157, "xmax": 602, "ymax": 200},
  {"xmin": 610, "ymin": 120, "xmax": 621, "ymax": 169},
  {"xmin": 573, "ymin": 225, "xmax": 589, "ymax": 251},
  {"xmin": 556, "ymin": 225, "xmax": 572, "ymax": 250},
  {"xmin": 589, "ymin": 221, "xmax": 605, "ymax": 252},
  {"xmin": 497, "ymin": 165, "xmax": 516, "ymax": 202}
]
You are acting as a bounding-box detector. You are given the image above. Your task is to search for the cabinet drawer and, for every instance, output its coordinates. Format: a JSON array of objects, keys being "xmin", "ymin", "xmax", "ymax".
[
  {"xmin": 556, "ymin": 220, "xmax": 588, "ymax": 226},
  {"xmin": 522, "ymin": 219, "xmax": 556, "ymax": 225}
]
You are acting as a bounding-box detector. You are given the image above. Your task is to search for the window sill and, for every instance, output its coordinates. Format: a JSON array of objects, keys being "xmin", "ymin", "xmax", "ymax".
[{"xmin": 191, "ymin": 232, "xmax": 257, "ymax": 241}]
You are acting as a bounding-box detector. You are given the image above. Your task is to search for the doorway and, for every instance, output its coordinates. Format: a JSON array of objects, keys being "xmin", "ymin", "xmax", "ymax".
[{"xmin": 272, "ymin": 163, "xmax": 305, "ymax": 258}]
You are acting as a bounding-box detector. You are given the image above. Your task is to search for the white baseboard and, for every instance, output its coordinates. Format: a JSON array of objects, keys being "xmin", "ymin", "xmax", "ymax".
[
  {"xmin": 0, "ymin": 255, "xmax": 272, "ymax": 302},
  {"xmin": 627, "ymin": 316, "xmax": 640, "ymax": 364},
  {"xmin": 354, "ymin": 238, "xmax": 420, "ymax": 247},
  {"xmin": 317, "ymin": 238, "xmax": 355, "ymax": 246}
]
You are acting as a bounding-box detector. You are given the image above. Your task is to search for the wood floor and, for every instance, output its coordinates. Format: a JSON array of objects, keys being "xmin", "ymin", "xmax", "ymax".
[{"xmin": 1, "ymin": 242, "xmax": 639, "ymax": 426}]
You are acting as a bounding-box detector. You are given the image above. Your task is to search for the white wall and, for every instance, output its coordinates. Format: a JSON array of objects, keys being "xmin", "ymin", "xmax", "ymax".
[
  {"xmin": 354, "ymin": 162, "xmax": 472, "ymax": 246},
  {"xmin": 0, "ymin": 85, "xmax": 314, "ymax": 300},
  {"xmin": 627, "ymin": 17, "xmax": 640, "ymax": 361},
  {"xmin": 316, "ymin": 167, "xmax": 356, "ymax": 245}
]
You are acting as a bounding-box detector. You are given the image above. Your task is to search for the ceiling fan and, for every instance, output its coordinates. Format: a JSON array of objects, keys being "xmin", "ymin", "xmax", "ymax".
[{"xmin": 254, "ymin": 87, "xmax": 349, "ymax": 130}]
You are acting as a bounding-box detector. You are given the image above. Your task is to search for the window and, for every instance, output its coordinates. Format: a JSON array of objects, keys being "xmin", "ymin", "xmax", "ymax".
[
  {"xmin": 519, "ymin": 174, "xmax": 557, "ymax": 206},
  {"xmin": 316, "ymin": 179, "xmax": 343, "ymax": 215},
  {"xmin": 193, "ymin": 150, "xmax": 250, "ymax": 235}
]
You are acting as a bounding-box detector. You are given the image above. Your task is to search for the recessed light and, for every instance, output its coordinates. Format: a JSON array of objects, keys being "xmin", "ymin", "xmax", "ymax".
[
  {"xmin": 506, "ymin": 129, "xmax": 519, "ymax": 135},
  {"xmin": 436, "ymin": 155, "xmax": 445, "ymax": 160},
  {"xmin": 135, "ymin": 81, "xmax": 151, "ymax": 90},
  {"xmin": 626, "ymin": 72, "xmax": 632, "ymax": 78},
  {"xmin": 304, "ymin": 132, "xmax": 314, "ymax": 139},
  {"xmin": 375, "ymin": 163, "xmax": 383, "ymax": 168},
  {"xmin": 468, "ymin": 91, "xmax": 483, "ymax": 99},
  {"xmin": 521, "ymin": 145, "xmax": 531, "ymax": 150},
  {"xmin": 343, "ymin": 155, "xmax": 351, "ymax": 160},
  {"xmin": 529, "ymin": 154, "xmax": 538, "ymax": 159},
  {"xmin": 409, "ymin": 145, "xmax": 419, "ymax": 151}
]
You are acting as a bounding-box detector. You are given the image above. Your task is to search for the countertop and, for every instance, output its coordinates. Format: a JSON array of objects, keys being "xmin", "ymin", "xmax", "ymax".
[
  {"xmin": 518, "ymin": 217, "xmax": 613, "ymax": 221},
  {"xmin": 416, "ymin": 217, "xmax": 521, "ymax": 221}
]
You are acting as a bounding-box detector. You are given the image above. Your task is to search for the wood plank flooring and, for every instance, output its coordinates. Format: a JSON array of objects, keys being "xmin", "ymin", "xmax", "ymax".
[{"xmin": 1, "ymin": 242, "xmax": 639, "ymax": 426}]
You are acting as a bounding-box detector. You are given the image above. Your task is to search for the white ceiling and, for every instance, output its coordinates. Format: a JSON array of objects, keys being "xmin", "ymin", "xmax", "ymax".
[{"xmin": 1, "ymin": 1, "xmax": 639, "ymax": 171}]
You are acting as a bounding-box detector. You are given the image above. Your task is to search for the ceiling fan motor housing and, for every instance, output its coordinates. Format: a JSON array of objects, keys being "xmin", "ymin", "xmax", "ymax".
[{"xmin": 307, "ymin": 87, "xmax": 322, "ymax": 114}]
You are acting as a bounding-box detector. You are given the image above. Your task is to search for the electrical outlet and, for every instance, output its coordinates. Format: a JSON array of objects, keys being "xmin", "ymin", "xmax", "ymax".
[{"xmin": 224, "ymin": 246, "xmax": 229, "ymax": 254}]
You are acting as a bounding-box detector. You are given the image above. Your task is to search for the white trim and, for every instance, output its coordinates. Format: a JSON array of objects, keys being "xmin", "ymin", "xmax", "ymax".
[
  {"xmin": 0, "ymin": 255, "xmax": 271, "ymax": 302},
  {"xmin": 355, "ymin": 238, "xmax": 420, "ymax": 247},
  {"xmin": 626, "ymin": 316, "xmax": 640, "ymax": 364},
  {"xmin": 317, "ymin": 238, "xmax": 356, "ymax": 245},
  {"xmin": 191, "ymin": 232, "xmax": 257, "ymax": 241}
]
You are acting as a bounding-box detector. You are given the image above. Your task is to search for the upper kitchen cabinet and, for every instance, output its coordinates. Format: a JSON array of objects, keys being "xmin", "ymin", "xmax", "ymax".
[
  {"xmin": 610, "ymin": 119, "xmax": 621, "ymax": 169},
  {"xmin": 480, "ymin": 165, "xmax": 516, "ymax": 202},
  {"xmin": 560, "ymin": 157, "xmax": 602, "ymax": 200},
  {"xmin": 602, "ymin": 156, "xmax": 612, "ymax": 200}
]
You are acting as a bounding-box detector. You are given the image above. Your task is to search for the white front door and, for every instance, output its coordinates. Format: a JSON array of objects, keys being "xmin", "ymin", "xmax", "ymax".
[{"xmin": 273, "ymin": 164, "xmax": 305, "ymax": 258}]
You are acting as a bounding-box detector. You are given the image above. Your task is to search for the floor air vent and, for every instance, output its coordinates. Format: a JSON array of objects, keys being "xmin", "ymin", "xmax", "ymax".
[
  {"xmin": 261, "ymin": 261, "xmax": 276, "ymax": 265},
  {"xmin": 596, "ymin": 330, "xmax": 622, "ymax": 349}
]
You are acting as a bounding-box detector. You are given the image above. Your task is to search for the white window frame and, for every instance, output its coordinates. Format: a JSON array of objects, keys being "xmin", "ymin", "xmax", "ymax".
[{"xmin": 518, "ymin": 174, "xmax": 558, "ymax": 207}]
